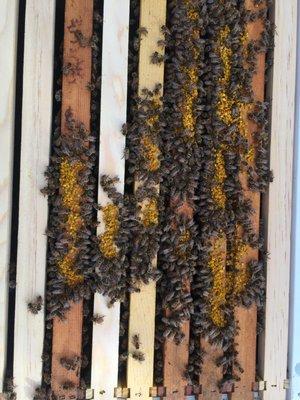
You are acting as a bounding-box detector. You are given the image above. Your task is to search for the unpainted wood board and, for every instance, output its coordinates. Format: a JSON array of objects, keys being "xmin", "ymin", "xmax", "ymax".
[
  {"xmin": 231, "ymin": 1, "xmax": 265, "ymax": 398},
  {"xmin": 200, "ymin": 340, "xmax": 223, "ymax": 400},
  {"xmin": 163, "ymin": 321, "xmax": 190, "ymax": 400},
  {"xmin": 127, "ymin": 1, "xmax": 167, "ymax": 399},
  {"xmin": 0, "ymin": 0, "xmax": 18, "ymax": 392},
  {"xmin": 91, "ymin": 1, "xmax": 130, "ymax": 399},
  {"xmin": 52, "ymin": 302, "xmax": 83, "ymax": 398},
  {"xmin": 51, "ymin": 0, "xmax": 93, "ymax": 398},
  {"xmin": 13, "ymin": 1, "xmax": 55, "ymax": 399},
  {"xmin": 260, "ymin": 0, "xmax": 297, "ymax": 398}
]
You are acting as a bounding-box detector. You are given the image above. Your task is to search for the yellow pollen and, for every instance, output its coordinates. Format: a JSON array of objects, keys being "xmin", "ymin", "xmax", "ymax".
[
  {"xmin": 59, "ymin": 159, "xmax": 85, "ymax": 285},
  {"xmin": 212, "ymin": 186, "xmax": 226, "ymax": 209},
  {"xmin": 141, "ymin": 198, "xmax": 158, "ymax": 227},
  {"xmin": 232, "ymin": 240, "xmax": 248, "ymax": 295},
  {"xmin": 217, "ymin": 90, "xmax": 234, "ymax": 125},
  {"xmin": 58, "ymin": 246, "xmax": 84, "ymax": 286},
  {"xmin": 209, "ymin": 237, "xmax": 227, "ymax": 328},
  {"xmin": 99, "ymin": 204, "xmax": 119, "ymax": 259},
  {"xmin": 141, "ymin": 136, "xmax": 160, "ymax": 172},
  {"xmin": 215, "ymin": 150, "xmax": 227, "ymax": 183},
  {"xmin": 245, "ymin": 146, "xmax": 255, "ymax": 164}
]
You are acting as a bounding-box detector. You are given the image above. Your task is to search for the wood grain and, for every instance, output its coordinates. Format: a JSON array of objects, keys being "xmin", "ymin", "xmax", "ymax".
[
  {"xmin": 13, "ymin": 1, "xmax": 55, "ymax": 399},
  {"xmin": 163, "ymin": 322, "xmax": 190, "ymax": 400},
  {"xmin": 260, "ymin": 1, "xmax": 297, "ymax": 399},
  {"xmin": 0, "ymin": 0, "xmax": 18, "ymax": 392},
  {"xmin": 200, "ymin": 340, "xmax": 223, "ymax": 400},
  {"xmin": 51, "ymin": 0, "xmax": 93, "ymax": 398},
  {"xmin": 231, "ymin": 1, "xmax": 265, "ymax": 398},
  {"xmin": 126, "ymin": 1, "xmax": 167, "ymax": 399},
  {"xmin": 91, "ymin": 1, "xmax": 130, "ymax": 399}
]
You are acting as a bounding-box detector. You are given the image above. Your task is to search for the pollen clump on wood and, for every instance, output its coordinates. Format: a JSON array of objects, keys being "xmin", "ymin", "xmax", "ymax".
[
  {"xmin": 99, "ymin": 204, "xmax": 120, "ymax": 259},
  {"xmin": 57, "ymin": 245, "xmax": 84, "ymax": 286},
  {"xmin": 212, "ymin": 150, "xmax": 227, "ymax": 209},
  {"xmin": 60, "ymin": 159, "xmax": 84, "ymax": 237},
  {"xmin": 208, "ymin": 237, "xmax": 227, "ymax": 328},
  {"xmin": 58, "ymin": 159, "xmax": 85, "ymax": 285},
  {"xmin": 141, "ymin": 135, "xmax": 160, "ymax": 172},
  {"xmin": 232, "ymin": 240, "xmax": 249, "ymax": 295},
  {"xmin": 182, "ymin": 66, "xmax": 198, "ymax": 136},
  {"xmin": 141, "ymin": 198, "xmax": 159, "ymax": 227}
]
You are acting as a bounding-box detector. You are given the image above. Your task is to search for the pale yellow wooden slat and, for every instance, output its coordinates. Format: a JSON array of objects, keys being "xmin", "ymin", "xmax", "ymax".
[{"xmin": 126, "ymin": 1, "xmax": 167, "ymax": 399}]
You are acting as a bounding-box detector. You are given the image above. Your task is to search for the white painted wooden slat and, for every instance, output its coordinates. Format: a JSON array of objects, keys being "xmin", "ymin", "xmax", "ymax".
[
  {"xmin": 90, "ymin": 1, "xmax": 130, "ymax": 399},
  {"xmin": 13, "ymin": 1, "xmax": 55, "ymax": 399},
  {"xmin": 0, "ymin": 0, "xmax": 19, "ymax": 392},
  {"xmin": 261, "ymin": 1, "xmax": 298, "ymax": 399},
  {"xmin": 288, "ymin": 6, "xmax": 300, "ymax": 400}
]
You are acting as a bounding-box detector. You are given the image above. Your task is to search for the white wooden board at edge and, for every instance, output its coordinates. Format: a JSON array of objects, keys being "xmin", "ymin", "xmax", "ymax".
[
  {"xmin": 91, "ymin": 1, "xmax": 130, "ymax": 399},
  {"xmin": 261, "ymin": 1, "xmax": 297, "ymax": 400},
  {"xmin": 288, "ymin": 2, "xmax": 300, "ymax": 399},
  {"xmin": 0, "ymin": 0, "xmax": 18, "ymax": 392},
  {"xmin": 13, "ymin": 1, "xmax": 55, "ymax": 399}
]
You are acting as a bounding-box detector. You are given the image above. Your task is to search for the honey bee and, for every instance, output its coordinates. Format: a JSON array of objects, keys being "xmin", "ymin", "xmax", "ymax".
[
  {"xmin": 27, "ymin": 296, "xmax": 43, "ymax": 314},
  {"xmin": 91, "ymin": 314, "xmax": 105, "ymax": 324},
  {"xmin": 132, "ymin": 334, "xmax": 141, "ymax": 350},
  {"xmin": 132, "ymin": 351, "xmax": 145, "ymax": 362}
]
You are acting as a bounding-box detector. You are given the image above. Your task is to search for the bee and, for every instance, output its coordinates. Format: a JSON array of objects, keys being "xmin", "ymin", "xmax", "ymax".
[
  {"xmin": 150, "ymin": 52, "xmax": 165, "ymax": 65},
  {"xmin": 91, "ymin": 313, "xmax": 105, "ymax": 324},
  {"xmin": 132, "ymin": 334, "xmax": 141, "ymax": 350},
  {"xmin": 132, "ymin": 351, "xmax": 145, "ymax": 362},
  {"xmin": 62, "ymin": 59, "xmax": 83, "ymax": 83},
  {"xmin": 60, "ymin": 356, "xmax": 81, "ymax": 371},
  {"xmin": 61, "ymin": 381, "xmax": 75, "ymax": 390},
  {"xmin": 137, "ymin": 26, "xmax": 148, "ymax": 37},
  {"xmin": 157, "ymin": 39, "xmax": 166, "ymax": 49},
  {"xmin": 27, "ymin": 296, "xmax": 43, "ymax": 314}
]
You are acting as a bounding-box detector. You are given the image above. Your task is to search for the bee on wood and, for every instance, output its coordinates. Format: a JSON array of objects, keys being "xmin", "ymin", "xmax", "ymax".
[
  {"xmin": 132, "ymin": 351, "xmax": 145, "ymax": 362},
  {"xmin": 27, "ymin": 295, "xmax": 43, "ymax": 314},
  {"xmin": 137, "ymin": 26, "xmax": 148, "ymax": 37},
  {"xmin": 132, "ymin": 334, "xmax": 141, "ymax": 350},
  {"xmin": 61, "ymin": 381, "xmax": 75, "ymax": 390},
  {"xmin": 60, "ymin": 356, "xmax": 81, "ymax": 371},
  {"xmin": 150, "ymin": 52, "xmax": 165, "ymax": 65},
  {"xmin": 62, "ymin": 59, "xmax": 83, "ymax": 83},
  {"xmin": 91, "ymin": 314, "xmax": 105, "ymax": 324}
]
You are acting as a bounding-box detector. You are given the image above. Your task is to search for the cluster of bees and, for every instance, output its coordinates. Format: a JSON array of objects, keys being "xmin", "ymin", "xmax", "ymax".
[{"xmin": 37, "ymin": 0, "xmax": 273, "ymax": 394}]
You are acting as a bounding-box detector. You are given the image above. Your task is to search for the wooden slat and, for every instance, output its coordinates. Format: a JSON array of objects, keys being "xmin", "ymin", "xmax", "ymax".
[
  {"xmin": 231, "ymin": 2, "xmax": 265, "ymax": 398},
  {"xmin": 51, "ymin": 0, "xmax": 93, "ymax": 397},
  {"xmin": 200, "ymin": 340, "xmax": 223, "ymax": 400},
  {"xmin": 163, "ymin": 323, "xmax": 190, "ymax": 400},
  {"xmin": 0, "ymin": 0, "xmax": 18, "ymax": 392},
  {"xmin": 13, "ymin": 1, "xmax": 55, "ymax": 399},
  {"xmin": 90, "ymin": 1, "xmax": 130, "ymax": 399},
  {"xmin": 259, "ymin": 1, "xmax": 297, "ymax": 399},
  {"xmin": 288, "ymin": 10, "xmax": 300, "ymax": 399},
  {"xmin": 126, "ymin": 2, "xmax": 167, "ymax": 399}
]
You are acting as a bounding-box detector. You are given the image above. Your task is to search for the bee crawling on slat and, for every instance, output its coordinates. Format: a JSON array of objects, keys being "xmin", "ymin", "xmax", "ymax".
[{"xmin": 27, "ymin": 295, "xmax": 43, "ymax": 314}]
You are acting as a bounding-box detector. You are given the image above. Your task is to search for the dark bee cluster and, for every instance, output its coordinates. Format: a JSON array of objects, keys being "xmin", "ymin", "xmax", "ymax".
[{"xmin": 40, "ymin": 0, "xmax": 273, "ymax": 393}]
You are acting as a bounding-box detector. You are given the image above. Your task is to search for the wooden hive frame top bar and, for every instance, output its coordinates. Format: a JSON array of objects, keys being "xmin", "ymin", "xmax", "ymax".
[
  {"xmin": 126, "ymin": 1, "xmax": 167, "ymax": 399},
  {"xmin": 51, "ymin": 0, "xmax": 93, "ymax": 398}
]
